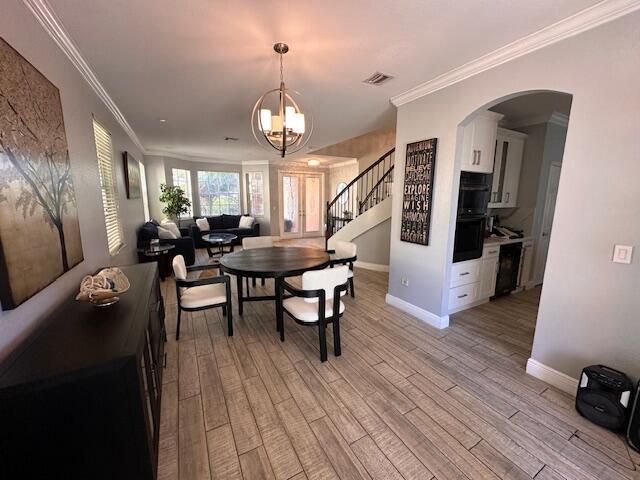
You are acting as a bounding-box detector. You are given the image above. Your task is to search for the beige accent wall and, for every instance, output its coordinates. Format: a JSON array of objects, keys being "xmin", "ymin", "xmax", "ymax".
[{"xmin": 312, "ymin": 127, "xmax": 396, "ymax": 173}]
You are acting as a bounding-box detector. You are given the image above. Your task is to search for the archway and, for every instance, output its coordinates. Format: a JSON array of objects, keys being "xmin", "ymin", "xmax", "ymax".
[{"xmin": 447, "ymin": 90, "xmax": 573, "ymax": 357}]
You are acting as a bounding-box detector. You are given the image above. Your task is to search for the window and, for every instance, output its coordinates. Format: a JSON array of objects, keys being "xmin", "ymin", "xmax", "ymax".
[
  {"xmin": 139, "ymin": 162, "xmax": 150, "ymax": 220},
  {"xmin": 93, "ymin": 119, "xmax": 124, "ymax": 255},
  {"xmin": 198, "ymin": 171, "xmax": 241, "ymax": 215},
  {"xmin": 171, "ymin": 168, "xmax": 192, "ymax": 217},
  {"xmin": 246, "ymin": 172, "xmax": 265, "ymax": 216}
]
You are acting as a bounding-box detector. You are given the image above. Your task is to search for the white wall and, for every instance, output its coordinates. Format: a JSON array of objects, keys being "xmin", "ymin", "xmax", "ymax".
[
  {"xmin": 0, "ymin": 2, "xmax": 145, "ymax": 360},
  {"xmin": 241, "ymin": 162, "xmax": 271, "ymax": 235},
  {"xmin": 389, "ymin": 12, "xmax": 640, "ymax": 380}
]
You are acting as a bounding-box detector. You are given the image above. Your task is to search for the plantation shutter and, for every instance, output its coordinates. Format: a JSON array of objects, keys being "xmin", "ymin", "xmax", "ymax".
[{"xmin": 93, "ymin": 119, "xmax": 124, "ymax": 255}]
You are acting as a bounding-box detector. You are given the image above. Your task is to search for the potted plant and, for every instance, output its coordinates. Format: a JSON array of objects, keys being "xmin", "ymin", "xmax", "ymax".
[{"xmin": 159, "ymin": 183, "xmax": 191, "ymax": 227}]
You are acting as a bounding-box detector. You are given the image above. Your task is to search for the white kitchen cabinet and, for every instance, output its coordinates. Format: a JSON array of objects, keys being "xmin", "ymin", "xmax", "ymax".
[
  {"xmin": 461, "ymin": 111, "xmax": 503, "ymax": 173},
  {"xmin": 450, "ymin": 260, "xmax": 480, "ymax": 288},
  {"xmin": 478, "ymin": 244, "xmax": 499, "ymax": 299},
  {"xmin": 518, "ymin": 239, "xmax": 535, "ymax": 289},
  {"xmin": 479, "ymin": 256, "xmax": 499, "ymax": 299},
  {"xmin": 489, "ymin": 128, "xmax": 527, "ymax": 208}
]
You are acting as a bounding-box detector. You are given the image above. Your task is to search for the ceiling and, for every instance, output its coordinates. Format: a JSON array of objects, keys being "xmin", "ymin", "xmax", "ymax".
[
  {"xmin": 491, "ymin": 92, "xmax": 573, "ymax": 126},
  {"xmin": 49, "ymin": 0, "xmax": 600, "ymax": 163}
]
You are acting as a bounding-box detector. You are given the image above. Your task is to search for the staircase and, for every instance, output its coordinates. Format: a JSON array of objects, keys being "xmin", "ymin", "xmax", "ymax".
[{"xmin": 325, "ymin": 148, "xmax": 395, "ymax": 248}]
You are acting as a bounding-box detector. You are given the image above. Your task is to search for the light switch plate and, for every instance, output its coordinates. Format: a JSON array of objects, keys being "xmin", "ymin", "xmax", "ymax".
[{"xmin": 613, "ymin": 245, "xmax": 633, "ymax": 264}]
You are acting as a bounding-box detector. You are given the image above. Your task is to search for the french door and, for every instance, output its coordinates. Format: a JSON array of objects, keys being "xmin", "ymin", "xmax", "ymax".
[{"xmin": 279, "ymin": 172, "xmax": 323, "ymax": 238}]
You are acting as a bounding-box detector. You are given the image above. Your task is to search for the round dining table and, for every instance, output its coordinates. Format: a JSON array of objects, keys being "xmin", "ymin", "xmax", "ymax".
[{"xmin": 219, "ymin": 246, "xmax": 330, "ymax": 334}]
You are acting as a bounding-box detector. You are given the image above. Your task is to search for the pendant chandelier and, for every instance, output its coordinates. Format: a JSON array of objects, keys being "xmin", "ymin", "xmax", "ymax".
[{"xmin": 251, "ymin": 43, "xmax": 313, "ymax": 157}]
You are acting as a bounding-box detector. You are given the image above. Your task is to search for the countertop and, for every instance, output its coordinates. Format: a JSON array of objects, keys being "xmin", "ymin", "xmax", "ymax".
[{"xmin": 484, "ymin": 235, "xmax": 533, "ymax": 246}]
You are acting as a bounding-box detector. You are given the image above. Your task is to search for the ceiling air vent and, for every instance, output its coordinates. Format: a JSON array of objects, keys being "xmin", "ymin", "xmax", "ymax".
[{"xmin": 362, "ymin": 71, "xmax": 394, "ymax": 86}]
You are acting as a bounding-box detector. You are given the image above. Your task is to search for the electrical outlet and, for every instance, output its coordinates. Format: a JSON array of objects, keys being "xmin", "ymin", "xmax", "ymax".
[{"xmin": 401, "ymin": 277, "xmax": 409, "ymax": 287}]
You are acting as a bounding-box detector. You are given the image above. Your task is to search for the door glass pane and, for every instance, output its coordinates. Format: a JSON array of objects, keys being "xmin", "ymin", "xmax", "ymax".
[
  {"xmin": 283, "ymin": 175, "xmax": 299, "ymax": 233},
  {"xmin": 305, "ymin": 176, "xmax": 320, "ymax": 233}
]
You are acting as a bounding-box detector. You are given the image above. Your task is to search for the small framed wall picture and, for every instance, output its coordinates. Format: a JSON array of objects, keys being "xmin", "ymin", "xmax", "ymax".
[
  {"xmin": 400, "ymin": 138, "xmax": 437, "ymax": 246},
  {"xmin": 123, "ymin": 151, "xmax": 141, "ymax": 199}
]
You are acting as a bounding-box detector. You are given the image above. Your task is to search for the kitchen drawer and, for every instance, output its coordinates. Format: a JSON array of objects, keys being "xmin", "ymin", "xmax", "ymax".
[
  {"xmin": 449, "ymin": 283, "xmax": 478, "ymax": 310},
  {"xmin": 483, "ymin": 244, "xmax": 500, "ymax": 259},
  {"xmin": 450, "ymin": 260, "xmax": 480, "ymax": 287}
]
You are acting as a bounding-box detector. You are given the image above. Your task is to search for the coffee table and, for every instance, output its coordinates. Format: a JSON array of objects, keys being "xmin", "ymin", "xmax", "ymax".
[{"xmin": 202, "ymin": 233, "xmax": 237, "ymax": 259}]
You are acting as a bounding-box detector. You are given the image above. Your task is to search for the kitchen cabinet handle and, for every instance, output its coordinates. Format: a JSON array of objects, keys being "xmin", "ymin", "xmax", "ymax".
[
  {"xmin": 471, "ymin": 150, "xmax": 477, "ymax": 165},
  {"xmin": 505, "ymin": 192, "xmax": 510, "ymax": 202},
  {"xmin": 488, "ymin": 250, "xmax": 498, "ymax": 254},
  {"xmin": 457, "ymin": 294, "xmax": 468, "ymax": 299},
  {"xmin": 459, "ymin": 272, "xmax": 470, "ymax": 276},
  {"xmin": 477, "ymin": 150, "xmax": 481, "ymax": 165}
]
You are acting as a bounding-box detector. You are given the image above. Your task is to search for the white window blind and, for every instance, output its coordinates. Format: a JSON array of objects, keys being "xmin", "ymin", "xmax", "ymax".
[{"xmin": 93, "ymin": 120, "xmax": 124, "ymax": 255}]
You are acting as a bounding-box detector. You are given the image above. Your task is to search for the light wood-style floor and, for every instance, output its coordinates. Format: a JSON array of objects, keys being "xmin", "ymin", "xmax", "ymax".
[{"xmin": 157, "ymin": 246, "xmax": 639, "ymax": 480}]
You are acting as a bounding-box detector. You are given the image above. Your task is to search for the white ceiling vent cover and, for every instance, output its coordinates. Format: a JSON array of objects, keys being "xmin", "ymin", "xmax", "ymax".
[{"xmin": 362, "ymin": 72, "xmax": 394, "ymax": 86}]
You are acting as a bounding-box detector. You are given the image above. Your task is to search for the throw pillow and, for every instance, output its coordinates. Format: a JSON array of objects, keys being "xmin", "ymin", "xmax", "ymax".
[
  {"xmin": 161, "ymin": 221, "xmax": 181, "ymax": 238},
  {"xmin": 239, "ymin": 216, "xmax": 255, "ymax": 229},
  {"xmin": 157, "ymin": 226, "xmax": 177, "ymax": 239},
  {"xmin": 196, "ymin": 218, "xmax": 210, "ymax": 231}
]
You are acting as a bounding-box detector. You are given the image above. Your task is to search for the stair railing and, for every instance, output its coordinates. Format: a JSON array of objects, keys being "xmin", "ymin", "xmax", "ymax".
[{"xmin": 325, "ymin": 148, "xmax": 395, "ymax": 248}]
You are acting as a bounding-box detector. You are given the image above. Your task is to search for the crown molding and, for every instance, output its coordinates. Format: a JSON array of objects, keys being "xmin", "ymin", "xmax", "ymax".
[
  {"xmin": 391, "ymin": 0, "xmax": 640, "ymax": 106},
  {"xmin": 23, "ymin": 0, "xmax": 146, "ymax": 153},
  {"xmin": 241, "ymin": 160, "xmax": 270, "ymax": 166},
  {"xmin": 548, "ymin": 112, "xmax": 570, "ymax": 128},
  {"xmin": 328, "ymin": 158, "xmax": 358, "ymax": 169},
  {"xmin": 144, "ymin": 149, "xmax": 245, "ymax": 165}
]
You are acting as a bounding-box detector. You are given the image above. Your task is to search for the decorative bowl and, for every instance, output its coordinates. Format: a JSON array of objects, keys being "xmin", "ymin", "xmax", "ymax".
[{"xmin": 76, "ymin": 267, "xmax": 130, "ymax": 307}]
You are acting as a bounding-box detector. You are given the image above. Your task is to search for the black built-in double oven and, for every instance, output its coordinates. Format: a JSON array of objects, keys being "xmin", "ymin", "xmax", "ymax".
[{"xmin": 453, "ymin": 172, "xmax": 491, "ymax": 262}]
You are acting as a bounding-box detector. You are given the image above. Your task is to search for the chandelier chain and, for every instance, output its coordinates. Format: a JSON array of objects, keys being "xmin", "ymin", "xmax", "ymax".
[{"xmin": 279, "ymin": 53, "xmax": 284, "ymax": 84}]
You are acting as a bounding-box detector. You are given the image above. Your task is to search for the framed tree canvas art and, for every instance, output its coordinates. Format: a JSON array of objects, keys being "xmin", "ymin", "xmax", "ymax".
[
  {"xmin": 123, "ymin": 151, "xmax": 141, "ymax": 199},
  {"xmin": 0, "ymin": 38, "xmax": 83, "ymax": 309}
]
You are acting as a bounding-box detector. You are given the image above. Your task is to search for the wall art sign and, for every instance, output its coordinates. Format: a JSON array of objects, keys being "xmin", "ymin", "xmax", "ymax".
[
  {"xmin": 400, "ymin": 138, "xmax": 437, "ymax": 245},
  {"xmin": 0, "ymin": 38, "xmax": 84, "ymax": 309}
]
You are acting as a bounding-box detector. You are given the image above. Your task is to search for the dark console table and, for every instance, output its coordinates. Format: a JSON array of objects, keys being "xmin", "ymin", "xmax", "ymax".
[{"xmin": 0, "ymin": 263, "xmax": 166, "ymax": 480}]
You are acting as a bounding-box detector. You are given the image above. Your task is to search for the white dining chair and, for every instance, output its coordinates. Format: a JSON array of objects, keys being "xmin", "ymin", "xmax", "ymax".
[
  {"xmin": 172, "ymin": 255, "xmax": 232, "ymax": 340},
  {"xmin": 281, "ymin": 265, "xmax": 349, "ymax": 362},
  {"xmin": 329, "ymin": 240, "xmax": 357, "ymax": 298},
  {"xmin": 241, "ymin": 236, "xmax": 274, "ymax": 289}
]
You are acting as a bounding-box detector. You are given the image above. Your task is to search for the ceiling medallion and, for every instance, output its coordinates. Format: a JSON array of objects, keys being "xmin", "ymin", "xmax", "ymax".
[{"xmin": 251, "ymin": 43, "xmax": 313, "ymax": 157}]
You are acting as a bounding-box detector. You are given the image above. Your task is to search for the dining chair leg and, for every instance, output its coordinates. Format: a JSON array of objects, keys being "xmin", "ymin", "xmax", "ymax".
[
  {"xmin": 176, "ymin": 307, "xmax": 182, "ymax": 341},
  {"xmin": 318, "ymin": 324, "xmax": 328, "ymax": 362},
  {"xmin": 261, "ymin": 278, "xmax": 265, "ymax": 286},
  {"xmin": 245, "ymin": 277, "xmax": 250, "ymax": 293},
  {"xmin": 236, "ymin": 275, "xmax": 244, "ymax": 315},
  {"xmin": 226, "ymin": 301, "xmax": 233, "ymax": 336},
  {"xmin": 222, "ymin": 305, "xmax": 227, "ymax": 316},
  {"xmin": 349, "ymin": 278, "xmax": 355, "ymax": 298},
  {"xmin": 252, "ymin": 277, "xmax": 256, "ymax": 287},
  {"xmin": 332, "ymin": 318, "xmax": 341, "ymax": 357}
]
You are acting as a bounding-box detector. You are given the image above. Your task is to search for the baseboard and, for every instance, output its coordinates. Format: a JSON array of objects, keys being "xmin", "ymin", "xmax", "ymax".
[
  {"xmin": 385, "ymin": 294, "xmax": 449, "ymax": 329},
  {"xmin": 526, "ymin": 358, "xmax": 578, "ymax": 395},
  {"xmin": 354, "ymin": 261, "xmax": 389, "ymax": 272}
]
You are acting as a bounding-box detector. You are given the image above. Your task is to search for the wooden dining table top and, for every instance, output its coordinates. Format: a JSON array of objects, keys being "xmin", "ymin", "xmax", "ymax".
[{"xmin": 219, "ymin": 246, "xmax": 330, "ymax": 278}]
